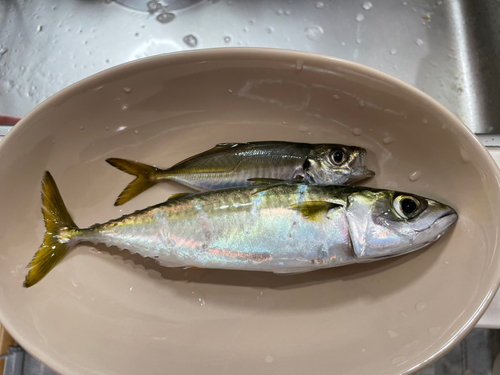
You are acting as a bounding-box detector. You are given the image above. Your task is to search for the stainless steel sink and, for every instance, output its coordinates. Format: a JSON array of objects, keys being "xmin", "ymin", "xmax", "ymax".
[{"xmin": 1, "ymin": 0, "xmax": 499, "ymax": 136}]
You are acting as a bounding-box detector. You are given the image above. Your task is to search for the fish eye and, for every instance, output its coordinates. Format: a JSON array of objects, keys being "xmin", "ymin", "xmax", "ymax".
[
  {"xmin": 330, "ymin": 150, "xmax": 346, "ymax": 165},
  {"xmin": 394, "ymin": 195, "xmax": 421, "ymax": 219}
]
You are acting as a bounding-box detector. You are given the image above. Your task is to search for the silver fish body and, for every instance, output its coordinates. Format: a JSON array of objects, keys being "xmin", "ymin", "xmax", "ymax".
[
  {"xmin": 83, "ymin": 185, "xmax": 355, "ymax": 272},
  {"xmin": 23, "ymin": 174, "xmax": 457, "ymax": 287},
  {"xmin": 106, "ymin": 141, "xmax": 375, "ymax": 206},
  {"xmin": 158, "ymin": 142, "xmax": 372, "ymax": 190}
]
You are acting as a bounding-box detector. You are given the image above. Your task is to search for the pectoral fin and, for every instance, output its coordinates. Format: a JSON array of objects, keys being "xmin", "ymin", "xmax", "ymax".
[
  {"xmin": 290, "ymin": 201, "xmax": 341, "ymax": 221},
  {"xmin": 247, "ymin": 178, "xmax": 285, "ymax": 186}
]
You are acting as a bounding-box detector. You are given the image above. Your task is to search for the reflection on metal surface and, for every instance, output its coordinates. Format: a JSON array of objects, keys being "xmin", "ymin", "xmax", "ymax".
[
  {"xmin": 0, "ymin": 126, "xmax": 14, "ymax": 138},
  {"xmin": 2, "ymin": 345, "xmax": 24, "ymax": 375},
  {"xmin": 477, "ymin": 135, "xmax": 500, "ymax": 148},
  {"xmin": 0, "ymin": 0, "xmax": 499, "ymax": 134},
  {"xmin": 116, "ymin": 0, "xmax": 204, "ymax": 12}
]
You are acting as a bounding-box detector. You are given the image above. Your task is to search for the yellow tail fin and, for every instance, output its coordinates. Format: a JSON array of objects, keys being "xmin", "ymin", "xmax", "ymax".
[
  {"xmin": 106, "ymin": 158, "xmax": 159, "ymax": 206},
  {"xmin": 24, "ymin": 172, "xmax": 79, "ymax": 288}
]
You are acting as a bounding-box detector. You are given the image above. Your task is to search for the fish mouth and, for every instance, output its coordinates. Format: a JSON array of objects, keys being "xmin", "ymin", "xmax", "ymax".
[
  {"xmin": 350, "ymin": 167, "xmax": 375, "ymax": 182},
  {"xmin": 431, "ymin": 210, "xmax": 458, "ymax": 235}
]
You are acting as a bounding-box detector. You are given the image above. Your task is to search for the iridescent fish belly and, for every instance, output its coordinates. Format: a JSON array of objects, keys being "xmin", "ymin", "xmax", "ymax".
[
  {"xmin": 160, "ymin": 188, "xmax": 355, "ymax": 271},
  {"xmin": 81, "ymin": 186, "xmax": 354, "ymax": 272}
]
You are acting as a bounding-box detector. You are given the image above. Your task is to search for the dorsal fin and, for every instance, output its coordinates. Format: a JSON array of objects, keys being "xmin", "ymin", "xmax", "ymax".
[
  {"xmin": 214, "ymin": 142, "xmax": 239, "ymax": 148},
  {"xmin": 289, "ymin": 201, "xmax": 341, "ymax": 221},
  {"xmin": 169, "ymin": 143, "xmax": 239, "ymax": 168},
  {"xmin": 168, "ymin": 192, "xmax": 192, "ymax": 201}
]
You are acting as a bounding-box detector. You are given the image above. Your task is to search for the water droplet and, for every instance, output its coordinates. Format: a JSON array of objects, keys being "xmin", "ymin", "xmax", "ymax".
[
  {"xmin": 428, "ymin": 326, "xmax": 440, "ymax": 335},
  {"xmin": 400, "ymin": 311, "xmax": 409, "ymax": 318},
  {"xmin": 198, "ymin": 297, "xmax": 205, "ymax": 306},
  {"xmin": 415, "ymin": 38, "xmax": 424, "ymax": 46},
  {"xmin": 355, "ymin": 13, "xmax": 365, "ymax": 22},
  {"xmin": 228, "ymin": 89, "xmax": 233, "ymax": 93},
  {"xmin": 224, "ymin": 35, "xmax": 232, "ymax": 43},
  {"xmin": 415, "ymin": 302, "xmax": 427, "ymax": 311},
  {"xmin": 276, "ymin": 9, "xmax": 284, "ymax": 15},
  {"xmin": 409, "ymin": 170, "xmax": 421, "ymax": 182},
  {"xmin": 352, "ymin": 128, "xmax": 363, "ymax": 136},
  {"xmin": 37, "ymin": 25, "xmax": 44, "ymax": 32},
  {"xmin": 134, "ymin": 129, "xmax": 139, "ymax": 134},
  {"xmin": 444, "ymin": 260, "xmax": 450, "ymax": 265},
  {"xmin": 10, "ymin": 264, "xmax": 24, "ymax": 277},
  {"xmin": 333, "ymin": 95, "xmax": 340, "ymax": 100},
  {"xmin": 390, "ymin": 48, "xmax": 397, "ymax": 55},
  {"xmin": 295, "ymin": 59, "xmax": 304, "ymax": 71},
  {"xmin": 157, "ymin": 12, "xmax": 175, "ymax": 24},
  {"xmin": 243, "ymin": 27, "xmax": 249, "ymax": 32},
  {"xmin": 315, "ymin": 1, "xmax": 324, "ymax": 8},
  {"xmin": 122, "ymin": 104, "xmax": 128, "ymax": 110},
  {"xmin": 305, "ymin": 25, "xmax": 324, "ymax": 40},
  {"xmin": 123, "ymin": 87, "xmax": 132, "ymax": 93},
  {"xmin": 282, "ymin": 121, "xmax": 287, "ymax": 125},
  {"xmin": 183, "ymin": 34, "xmax": 198, "ymax": 48},
  {"xmin": 129, "ymin": 287, "xmax": 133, "ymax": 291},
  {"xmin": 266, "ymin": 27, "xmax": 274, "ymax": 34},
  {"xmin": 285, "ymin": 10, "xmax": 291, "ymax": 15},
  {"xmin": 359, "ymin": 100, "xmax": 365, "ymax": 108},
  {"xmin": 362, "ymin": 1, "xmax": 373, "ymax": 10},
  {"xmin": 147, "ymin": 0, "xmax": 160, "ymax": 12},
  {"xmin": 422, "ymin": 118, "xmax": 428, "ymax": 124},
  {"xmin": 459, "ymin": 146, "xmax": 470, "ymax": 163},
  {"xmin": 264, "ymin": 355, "xmax": 274, "ymax": 363},
  {"xmin": 79, "ymin": 126, "xmax": 84, "ymax": 130},
  {"xmin": 0, "ymin": 47, "xmax": 9, "ymax": 59},
  {"xmin": 392, "ymin": 356, "xmax": 406, "ymax": 365},
  {"xmin": 299, "ymin": 125, "xmax": 309, "ymax": 132},
  {"xmin": 105, "ymin": 126, "xmax": 110, "ymax": 130},
  {"xmin": 383, "ymin": 136, "xmax": 395, "ymax": 144},
  {"xmin": 387, "ymin": 330, "xmax": 399, "ymax": 339},
  {"xmin": 361, "ymin": 348, "xmax": 366, "ymax": 353}
]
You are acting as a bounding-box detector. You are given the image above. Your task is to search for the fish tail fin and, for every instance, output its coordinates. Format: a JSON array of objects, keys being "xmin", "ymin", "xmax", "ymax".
[
  {"xmin": 106, "ymin": 158, "xmax": 160, "ymax": 206},
  {"xmin": 24, "ymin": 172, "xmax": 80, "ymax": 288}
]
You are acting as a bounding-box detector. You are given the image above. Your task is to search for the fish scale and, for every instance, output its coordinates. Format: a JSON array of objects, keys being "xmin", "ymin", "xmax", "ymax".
[{"xmin": 23, "ymin": 173, "xmax": 457, "ymax": 287}]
